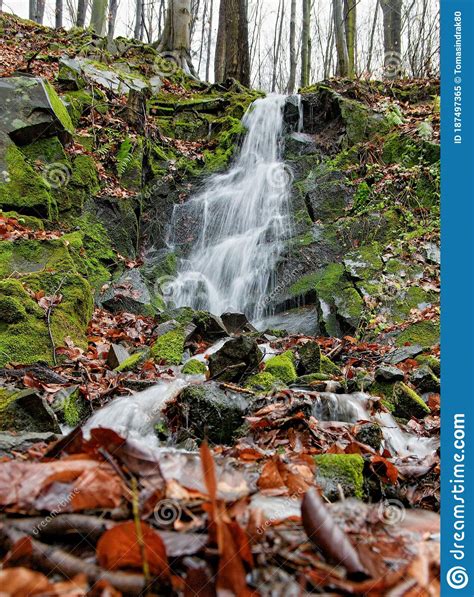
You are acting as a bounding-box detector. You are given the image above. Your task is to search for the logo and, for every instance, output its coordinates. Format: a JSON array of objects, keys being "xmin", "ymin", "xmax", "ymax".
[{"xmin": 446, "ymin": 566, "xmax": 469, "ymax": 590}]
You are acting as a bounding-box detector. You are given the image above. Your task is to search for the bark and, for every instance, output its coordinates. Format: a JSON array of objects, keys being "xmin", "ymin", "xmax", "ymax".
[
  {"xmin": 300, "ymin": 0, "xmax": 311, "ymax": 87},
  {"xmin": 90, "ymin": 0, "xmax": 108, "ymax": 35},
  {"xmin": 134, "ymin": 0, "xmax": 144, "ymax": 40},
  {"xmin": 36, "ymin": 0, "xmax": 46, "ymax": 23},
  {"xmin": 287, "ymin": 0, "xmax": 297, "ymax": 93},
  {"xmin": 107, "ymin": 0, "xmax": 118, "ymax": 42},
  {"xmin": 76, "ymin": 0, "xmax": 88, "ymax": 27},
  {"xmin": 29, "ymin": 0, "xmax": 37, "ymax": 21},
  {"xmin": 343, "ymin": 0, "xmax": 356, "ymax": 77},
  {"xmin": 156, "ymin": 0, "xmax": 197, "ymax": 76},
  {"xmin": 55, "ymin": 0, "xmax": 63, "ymax": 28},
  {"xmin": 333, "ymin": 0, "xmax": 349, "ymax": 77},
  {"xmin": 380, "ymin": 0, "xmax": 403, "ymax": 78},
  {"xmin": 214, "ymin": 0, "xmax": 226, "ymax": 82},
  {"xmin": 205, "ymin": 0, "xmax": 213, "ymax": 81},
  {"xmin": 366, "ymin": 0, "xmax": 380, "ymax": 75},
  {"xmin": 271, "ymin": 0, "xmax": 284, "ymax": 92}
]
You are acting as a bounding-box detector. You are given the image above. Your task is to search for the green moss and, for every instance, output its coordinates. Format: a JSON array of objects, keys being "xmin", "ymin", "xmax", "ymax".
[
  {"xmin": 0, "ymin": 237, "xmax": 76, "ymax": 278},
  {"xmin": 288, "ymin": 273, "xmax": 319, "ymax": 298},
  {"xmin": 264, "ymin": 351, "xmax": 297, "ymax": 384},
  {"xmin": 353, "ymin": 181, "xmax": 371, "ymax": 210},
  {"xmin": 151, "ymin": 327, "xmax": 185, "ymax": 365},
  {"xmin": 182, "ymin": 358, "xmax": 207, "ymax": 375},
  {"xmin": 21, "ymin": 136, "xmax": 67, "ymax": 164},
  {"xmin": 63, "ymin": 89, "xmax": 94, "ymax": 126},
  {"xmin": 396, "ymin": 321, "xmax": 439, "ymax": 348},
  {"xmin": 43, "ymin": 79, "xmax": 74, "ymax": 134},
  {"xmin": 320, "ymin": 354, "xmax": 342, "ymax": 376},
  {"xmin": 0, "ymin": 145, "xmax": 56, "ymax": 220},
  {"xmin": 0, "ymin": 388, "xmax": 59, "ymax": 433},
  {"xmin": 71, "ymin": 155, "xmax": 99, "ymax": 193},
  {"xmin": 314, "ymin": 453, "xmax": 364, "ymax": 500},
  {"xmin": 415, "ymin": 354, "xmax": 440, "ymax": 376},
  {"xmin": 115, "ymin": 351, "xmax": 148, "ymax": 372},
  {"xmin": 0, "ymin": 211, "xmax": 44, "ymax": 230},
  {"xmin": 295, "ymin": 373, "xmax": 330, "ymax": 384},
  {"xmin": 245, "ymin": 371, "xmax": 279, "ymax": 392},
  {"xmin": 62, "ymin": 388, "xmax": 89, "ymax": 427},
  {"xmin": 392, "ymin": 382, "xmax": 430, "ymax": 419},
  {"xmin": 117, "ymin": 137, "xmax": 143, "ymax": 190}
]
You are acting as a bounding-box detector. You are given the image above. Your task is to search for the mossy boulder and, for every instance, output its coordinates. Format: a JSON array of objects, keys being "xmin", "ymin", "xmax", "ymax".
[
  {"xmin": 245, "ymin": 371, "xmax": 281, "ymax": 393},
  {"xmin": 372, "ymin": 380, "xmax": 430, "ymax": 419},
  {"xmin": 0, "ymin": 388, "xmax": 60, "ymax": 433},
  {"xmin": 164, "ymin": 382, "xmax": 251, "ymax": 444},
  {"xmin": 298, "ymin": 341, "xmax": 321, "ymax": 374},
  {"xmin": 396, "ymin": 321, "xmax": 439, "ymax": 348},
  {"xmin": 151, "ymin": 327, "xmax": 185, "ymax": 365},
  {"xmin": 314, "ymin": 453, "xmax": 365, "ymax": 501},
  {"xmin": 264, "ymin": 351, "xmax": 297, "ymax": 384},
  {"xmin": 115, "ymin": 351, "xmax": 149, "ymax": 372},
  {"xmin": 208, "ymin": 336, "xmax": 261, "ymax": 382},
  {"xmin": 51, "ymin": 386, "xmax": 89, "ymax": 427},
  {"xmin": 182, "ymin": 359, "xmax": 207, "ymax": 375},
  {"xmin": 320, "ymin": 354, "xmax": 342, "ymax": 376}
]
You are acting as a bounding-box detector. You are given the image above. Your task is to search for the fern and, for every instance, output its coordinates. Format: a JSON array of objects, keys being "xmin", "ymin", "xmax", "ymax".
[{"xmin": 117, "ymin": 138, "xmax": 133, "ymax": 178}]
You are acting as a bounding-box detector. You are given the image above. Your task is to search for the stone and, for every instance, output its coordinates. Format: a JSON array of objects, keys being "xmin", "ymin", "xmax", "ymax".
[
  {"xmin": 220, "ymin": 312, "xmax": 256, "ymax": 335},
  {"xmin": 314, "ymin": 454, "xmax": 365, "ymax": 501},
  {"xmin": 186, "ymin": 312, "xmax": 228, "ymax": 345},
  {"xmin": 100, "ymin": 269, "xmax": 155, "ymax": 316},
  {"xmin": 390, "ymin": 382, "xmax": 430, "ymax": 419},
  {"xmin": 208, "ymin": 337, "xmax": 261, "ymax": 382},
  {"xmin": 106, "ymin": 343, "xmax": 130, "ymax": 369},
  {"xmin": 0, "ymin": 76, "xmax": 73, "ymax": 146},
  {"xmin": 0, "ymin": 431, "xmax": 59, "ymax": 456},
  {"xmin": 355, "ymin": 422, "xmax": 383, "ymax": 451},
  {"xmin": 385, "ymin": 345, "xmax": 424, "ymax": 365},
  {"xmin": 164, "ymin": 382, "xmax": 252, "ymax": 444},
  {"xmin": 50, "ymin": 385, "xmax": 89, "ymax": 427},
  {"xmin": 298, "ymin": 341, "xmax": 321, "ymax": 374},
  {"xmin": 410, "ymin": 366, "xmax": 440, "ymax": 393},
  {"xmin": 264, "ymin": 351, "xmax": 297, "ymax": 384},
  {"xmin": 0, "ymin": 388, "xmax": 60, "ymax": 433},
  {"xmin": 374, "ymin": 365, "xmax": 405, "ymax": 383}
]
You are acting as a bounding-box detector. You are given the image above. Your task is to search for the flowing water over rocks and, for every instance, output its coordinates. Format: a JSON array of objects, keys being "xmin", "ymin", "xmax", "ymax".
[{"xmin": 167, "ymin": 94, "xmax": 294, "ymax": 320}]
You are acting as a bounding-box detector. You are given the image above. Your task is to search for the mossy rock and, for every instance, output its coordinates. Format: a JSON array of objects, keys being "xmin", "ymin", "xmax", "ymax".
[
  {"xmin": 0, "ymin": 237, "xmax": 76, "ymax": 278},
  {"xmin": 389, "ymin": 287, "xmax": 437, "ymax": 322},
  {"xmin": 0, "ymin": 145, "xmax": 56, "ymax": 220},
  {"xmin": 298, "ymin": 341, "xmax": 321, "ymax": 374},
  {"xmin": 51, "ymin": 386, "xmax": 89, "ymax": 427},
  {"xmin": 0, "ymin": 211, "xmax": 44, "ymax": 231},
  {"xmin": 245, "ymin": 371, "xmax": 280, "ymax": 393},
  {"xmin": 396, "ymin": 321, "xmax": 439, "ymax": 348},
  {"xmin": 0, "ymin": 388, "xmax": 60, "ymax": 433},
  {"xmin": 390, "ymin": 382, "xmax": 430, "ymax": 419},
  {"xmin": 115, "ymin": 351, "xmax": 148, "ymax": 372},
  {"xmin": 63, "ymin": 89, "xmax": 94, "ymax": 125},
  {"xmin": 320, "ymin": 354, "xmax": 342, "ymax": 376},
  {"xmin": 117, "ymin": 137, "xmax": 144, "ymax": 190},
  {"xmin": 182, "ymin": 358, "xmax": 207, "ymax": 375},
  {"xmin": 43, "ymin": 79, "xmax": 74, "ymax": 135},
  {"xmin": 382, "ymin": 132, "xmax": 440, "ymax": 167},
  {"xmin": 151, "ymin": 327, "xmax": 185, "ymax": 365},
  {"xmin": 314, "ymin": 453, "xmax": 365, "ymax": 501},
  {"xmin": 264, "ymin": 351, "xmax": 297, "ymax": 384},
  {"xmin": 343, "ymin": 243, "xmax": 383, "ymax": 281},
  {"xmin": 294, "ymin": 373, "xmax": 330, "ymax": 385},
  {"xmin": 415, "ymin": 354, "xmax": 440, "ymax": 376}
]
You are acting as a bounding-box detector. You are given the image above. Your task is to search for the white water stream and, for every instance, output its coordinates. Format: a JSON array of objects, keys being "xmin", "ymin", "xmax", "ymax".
[{"xmin": 167, "ymin": 94, "xmax": 294, "ymax": 320}]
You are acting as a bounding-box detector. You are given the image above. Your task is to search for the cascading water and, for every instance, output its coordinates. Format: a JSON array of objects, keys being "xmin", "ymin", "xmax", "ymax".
[{"xmin": 166, "ymin": 94, "xmax": 294, "ymax": 320}]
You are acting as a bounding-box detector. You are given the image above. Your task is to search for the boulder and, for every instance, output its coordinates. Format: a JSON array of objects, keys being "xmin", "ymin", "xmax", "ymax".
[
  {"xmin": 164, "ymin": 382, "xmax": 252, "ymax": 444},
  {"xmin": 0, "ymin": 431, "xmax": 59, "ymax": 456},
  {"xmin": 410, "ymin": 366, "xmax": 440, "ymax": 393},
  {"xmin": 385, "ymin": 344, "xmax": 423, "ymax": 365},
  {"xmin": 298, "ymin": 341, "xmax": 321, "ymax": 374},
  {"xmin": 106, "ymin": 344, "xmax": 130, "ymax": 369},
  {"xmin": 355, "ymin": 422, "xmax": 383, "ymax": 451},
  {"xmin": 100, "ymin": 269, "xmax": 155, "ymax": 315},
  {"xmin": 0, "ymin": 76, "xmax": 73, "ymax": 145},
  {"xmin": 208, "ymin": 337, "xmax": 261, "ymax": 382},
  {"xmin": 220, "ymin": 312, "xmax": 256, "ymax": 335},
  {"xmin": 314, "ymin": 454, "xmax": 365, "ymax": 501},
  {"xmin": 374, "ymin": 365, "xmax": 405, "ymax": 383},
  {"xmin": 186, "ymin": 312, "xmax": 228, "ymax": 345},
  {"xmin": 0, "ymin": 388, "xmax": 60, "ymax": 433}
]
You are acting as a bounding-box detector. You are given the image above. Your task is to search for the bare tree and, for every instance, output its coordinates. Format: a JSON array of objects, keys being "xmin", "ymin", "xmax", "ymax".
[
  {"xmin": 55, "ymin": 0, "xmax": 63, "ymax": 27},
  {"xmin": 134, "ymin": 0, "xmax": 144, "ymax": 39},
  {"xmin": 380, "ymin": 0, "xmax": 403, "ymax": 77},
  {"xmin": 205, "ymin": 0, "xmax": 213, "ymax": 81},
  {"xmin": 343, "ymin": 0, "xmax": 356, "ymax": 76},
  {"xmin": 271, "ymin": 0, "xmax": 285, "ymax": 92},
  {"xmin": 301, "ymin": 0, "xmax": 311, "ymax": 87},
  {"xmin": 333, "ymin": 0, "xmax": 349, "ymax": 76},
  {"xmin": 287, "ymin": 0, "xmax": 297, "ymax": 93},
  {"xmin": 215, "ymin": 0, "xmax": 250, "ymax": 86},
  {"xmin": 366, "ymin": 0, "xmax": 380, "ymax": 74},
  {"xmin": 107, "ymin": 0, "xmax": 118, "ymax": 41},
  {"xmin": 156, "ymin": 0, "xmax": 197, "ymax": 76},
  {"xmin": 76, "ymin": 0, "xmax": 88, "ymax": 26},
  {"xmin": 90, "ymin": 0, "xmax": 108, "ymax": 34}
]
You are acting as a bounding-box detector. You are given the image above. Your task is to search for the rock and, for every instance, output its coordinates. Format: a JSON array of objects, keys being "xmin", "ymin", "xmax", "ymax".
[
  {"xmin": 115, "ymin": 351, "xmax": 149, "ymax": 372},
  {"xmin": 0, "ymin": 76, "xmax": 74, "ymax": 145},
  {"xmin": 181, "ymin": 359, "xmax": 208, "ymax": 375},
  {"xmin": 410, "ymin": 366, "xmax": 440, "ymax": 393},
  {"xmin": 264, "ymin": 351, "xmax": 297, "ymax": 384},
  {"xmin": 320, "ymin": 355, "xmax": 342, "ymax": 376},
  {"xmin": 0, "ymin": 388, "xmax": 60, "ymax": 433},
  {"xmin": 220, "ymin": 312, "xmax": 256, "ymax": 335},
  {"xmin": 186, "ymin": 312, "xmax": 228, "ymax": 344},
  {"xmin": 423, "ymin": 242, "xmax": 440, "ymax": 265},
  {"xmin": 395, "ymin": 321, "xmax": 439, "ymax": 348},
  {"xmin": 298, "ymin": 341, "xmax": 321, "ymax": 374},
  {"xmin": 390, "ymin": 382, "xmax": 430, "ymax": 419},
  {"xmin": 385, "ymin": 344, "xmax": 423, "ymax": 365},
  {"xmin": 100, "ymin": 269, "xmax": 155, "ymax": 316},
  {"xmin": 0, "ymin": 431, "xmax": 59, "ymax": 456},
  {"xmin": 106, "ymin": 343, "xmax": 130, "ymax": 369},
  {"xmin": 375, "ymin": 365, "xmax": 405, "ymax": 383},
  {"xmin": 151, "ymin": 328, "xmax": 185, "ymax": 365},
  {"xmin": 50, "ymin": 386, "xmax": 89, "ymax": 427},
  {"xmin": 314, "ymin": 454, "xmax": 365, "ymax": 501},
  {"xmin": 355, "ymin": 422, "xmax": 383, "ymax": 451},
  {"xmin": 300, "ymin": 164, "xmax": 354, "ymax": 223},
  {"xmin": 208, "ymin": 337, "xmax": 261, "ymax": 382},
  {"xmin": 164, "ymin": 382, "xmax": 252, "ymax": 444},
  {"xmin": 283, "ymin": 95, "xmax": 302, "ymax": 130},
  {"xmin": 245, "ymin": 371, "xmax": 282, "ymax": 393}
]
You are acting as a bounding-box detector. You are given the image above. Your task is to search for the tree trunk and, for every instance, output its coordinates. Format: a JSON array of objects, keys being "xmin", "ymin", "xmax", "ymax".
[
  {"xmin": 366, "ymin": 0, "xmax": 380, "ymax": 75},
  {"xmin": 380, "ymin": 0, "xmax": 402, "ymax": 78},
  {"xmin": 33, "ymin": 0, "xmax": 45, "ymax": 23},
  {"xmin": 90, "ymin": 0, "xmax": 108, "ymax": 35},
  {"xmin": 107, "ymin": 0, "xmax": 118, "ymax": 42},
  {"xmin": 205, "ymin": 0, "xmax": 213, "ymax": 81},
  {"xmin": 76, "ymin": 0, "xmax": 88, "ymax": 27},
  {"xmin": 29, "ymin": 0, "xmax": 37, "ymax": 21},
  {"xmin": 287, "ymin": 0, "xmax": 297, "ymax": 93},
  {"xmin": 55, "ymin": 0, "xmax": 63, "ymax": 27},
  {"xmin": 343, "ymin": 0, "xmax": 356, "ymax": 77},
  {"xmin": 214, "ymin": 0, "xmax": 226, "ymax": 82},
  {"xmin": 157, "ymin": 0, "xmax": 197, "ymax": 77},
  {"xmin": 134, "ymin": 0, "xmax": 144, "ymax": 40},
  {"xmin": 271, "ymin": 0, "xmax": 284, "ymax": 92},
  {"xmin": 333, "ymin": 0, "xmax": 349, "ymax": 77},
  {"xmin": 300, "ymin": 0, "xmax": 311, "ymax": 87}
]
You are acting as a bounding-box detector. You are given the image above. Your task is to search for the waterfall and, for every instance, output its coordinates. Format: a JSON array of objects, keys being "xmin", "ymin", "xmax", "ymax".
[{"xmin": 166, "ymin": 94, "xmax": 294, "ymax": 320}]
